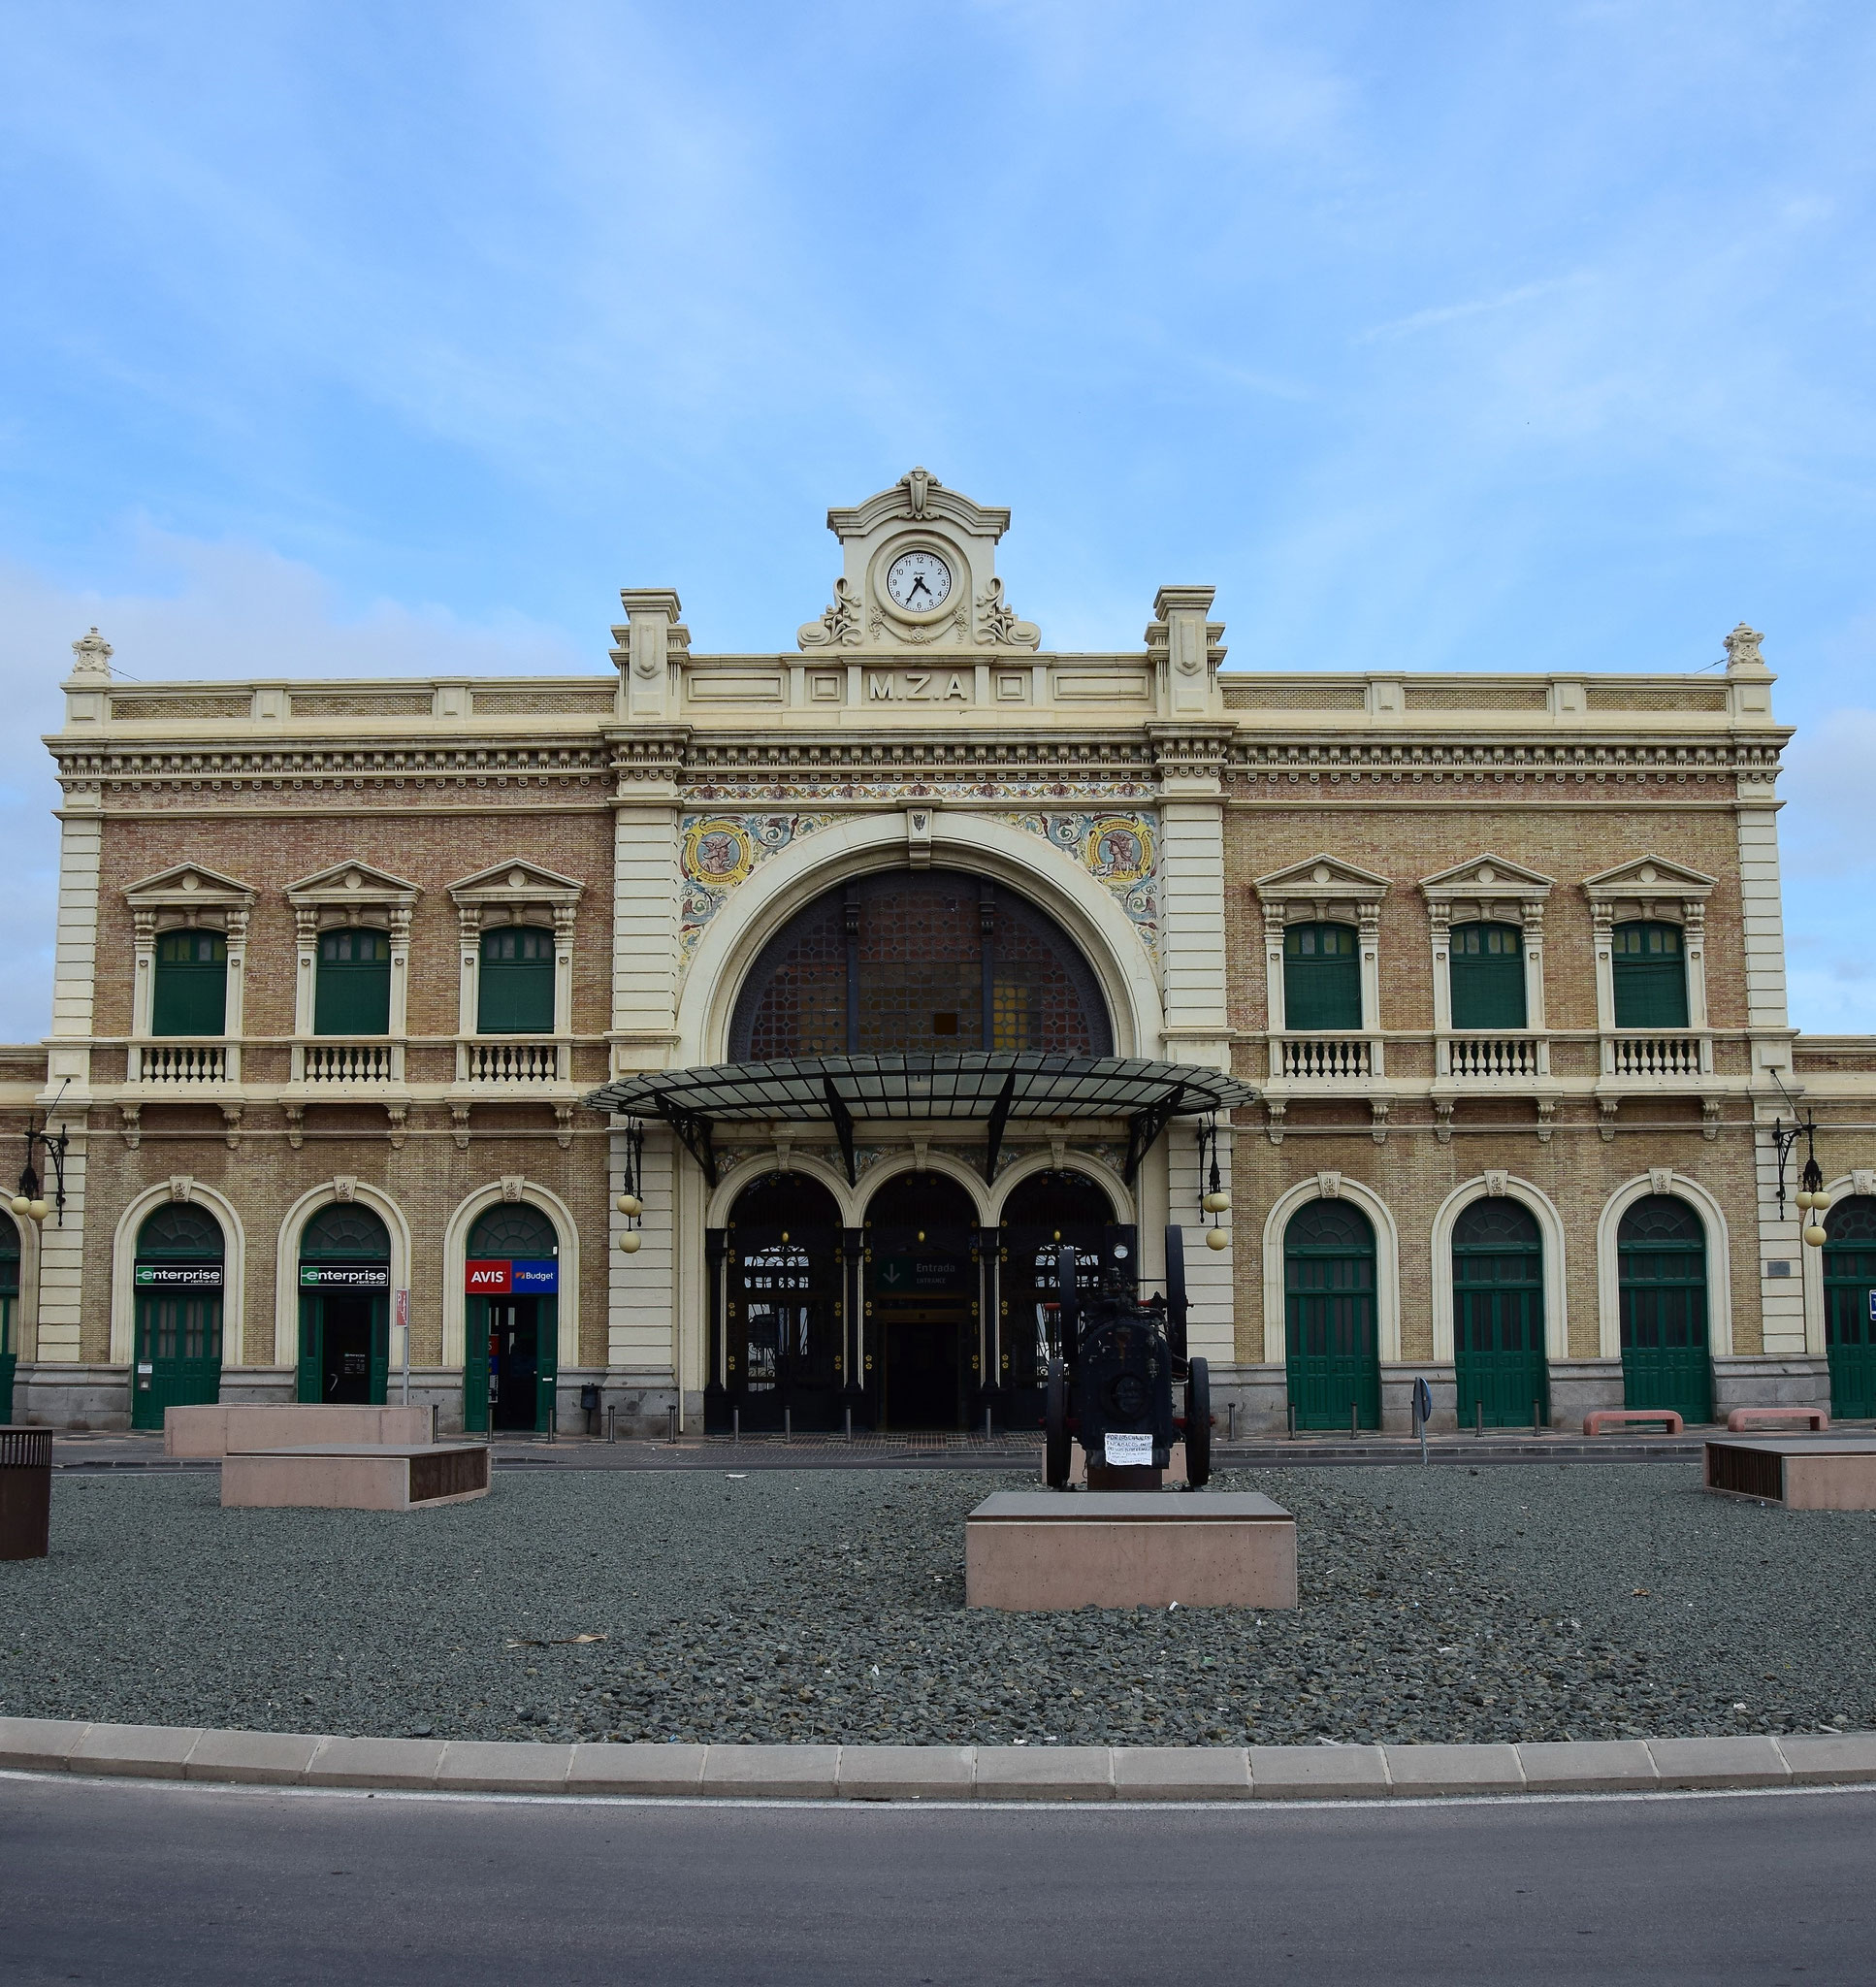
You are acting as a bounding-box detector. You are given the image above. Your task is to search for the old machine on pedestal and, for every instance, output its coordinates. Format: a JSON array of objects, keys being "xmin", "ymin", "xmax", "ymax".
[{"xmin": 1043, "ymin": 1226, "xmax": 1211, "ymax": 1490}]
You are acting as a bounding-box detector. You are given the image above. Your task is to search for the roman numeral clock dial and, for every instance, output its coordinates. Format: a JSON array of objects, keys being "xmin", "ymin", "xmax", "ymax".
[{"xmin": 885, "ymin": 550, "xmax": 953, "ymax": 614}]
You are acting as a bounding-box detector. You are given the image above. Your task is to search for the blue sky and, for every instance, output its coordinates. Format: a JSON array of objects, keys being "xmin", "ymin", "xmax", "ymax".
[{"xmin": 1, "ymin": 1, "xmax": 1872, "ymax": 1037}]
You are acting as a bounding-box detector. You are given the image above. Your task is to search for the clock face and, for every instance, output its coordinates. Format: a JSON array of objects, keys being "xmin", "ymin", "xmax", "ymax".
[{"xmin": 885, "ymin": 549, "xmax": 953, "ymax": 614}]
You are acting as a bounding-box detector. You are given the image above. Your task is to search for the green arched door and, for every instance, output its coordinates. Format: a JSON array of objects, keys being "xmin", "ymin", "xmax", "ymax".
[
  {"xmin": 464, "ymin": 1202, "xmax": 560, "ymax": 1434},
  {"xmin": 1823, "ymin": 1197, "xmax": 1876, "ymax": 1419},
  {"xmin": 1452, "ymin": 1198, "xmax": 1547, "ymax": 1428},
  {"xmin": 0, "ymin": 1212, "xmax": 17, "ymax": 1422},
  {"xmin": 1618, "ymin": 1194, "xmax": 1712, "ymax": 1422},
  {"xmin": 297, "ymin": 1202, "xmax": 391, "ymax": 1405},
  {"xmin": 133, "ymin": 1203, "xmax": 225, "ymax": 1430},
  {"xmin": 1285, "ymin": 1200, "xmax": 1380, "ymax": 1430}
]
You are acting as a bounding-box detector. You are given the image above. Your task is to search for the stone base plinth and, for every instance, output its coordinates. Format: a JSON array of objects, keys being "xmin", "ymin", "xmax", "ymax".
[
  {"xmin": 220, "ymin": 1443, "xmax": 490, "ymax": 1512},
  {"xmin": 167, "ymin": 1404, "xmax": 437, "ymax": 1457},
  {"xmin": 965, "ymin": 1491, "xmax": 1295, "ymax": 1611},
  {"xmin": 1706, "ymin": 1436, "xmax": 1876, "ymax": 1510}
]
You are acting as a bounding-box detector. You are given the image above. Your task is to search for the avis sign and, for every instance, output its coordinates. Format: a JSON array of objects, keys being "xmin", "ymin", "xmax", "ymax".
[{"xmin": 465, "ymin": 1258, "xmax": 558, "ymax": 1294}]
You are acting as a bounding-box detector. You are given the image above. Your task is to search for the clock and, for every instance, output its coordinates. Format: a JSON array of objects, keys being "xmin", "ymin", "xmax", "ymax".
[{"xmin": 885, "ymin": 549, "xmax": 953, "ymax": 614}]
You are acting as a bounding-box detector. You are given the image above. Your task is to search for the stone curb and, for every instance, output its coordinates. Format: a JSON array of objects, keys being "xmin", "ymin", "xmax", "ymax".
[{"xmin": 5, "ymin": 1719, "xmax": 1876, "ymax": 1800}]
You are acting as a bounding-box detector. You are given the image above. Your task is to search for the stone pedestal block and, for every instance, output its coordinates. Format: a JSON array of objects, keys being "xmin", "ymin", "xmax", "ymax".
[
  {"xmin": 965, "ymin": 1490, "xmax": 1295, "ymax": 1611},
  {"xmin": 166, "ymin": 1403, "xmax": 437, "ymax": 1457},
  {"xmin": 220, "ymin": 1443, "xmax": 490, "ymax": 1511},
  {"xmin": 1706, "ymin": 1435, "xmax": 1876, "ymax": 1510}
]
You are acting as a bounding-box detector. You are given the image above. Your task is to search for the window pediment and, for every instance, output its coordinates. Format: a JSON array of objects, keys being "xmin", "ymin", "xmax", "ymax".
[
  {"xmin": 448, "ymin": 861, "xmax": 584, "ymax": 938},
  {"xmin": 125, "ymin": 862, "xmax": 256, "ymax": 939},
  {"xmin": 1583, "ymin": 855, "xmax": 1716, "ymax": 932},
  {"xmin": 286, "ymin": 862, "xmax": 421, "ymax": 942},
  {"xmin": 1254, "ymin": 855, "xmax": 1389, "ymax": 928},
  {"xmin": 1420, "ymin": 855, "xmax": 1553, "ymax": 937}
]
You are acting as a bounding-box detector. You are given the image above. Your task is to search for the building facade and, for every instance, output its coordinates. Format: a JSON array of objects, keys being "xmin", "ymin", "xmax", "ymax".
[{"xmin": 6, "ymin": 470, "xmax": 1876, "ymax": 1435}]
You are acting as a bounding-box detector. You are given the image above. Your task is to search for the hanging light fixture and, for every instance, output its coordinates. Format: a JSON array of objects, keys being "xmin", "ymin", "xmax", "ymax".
[
  {"xmin": 1199, "ymin": 1114, "xmax": 1231, "ymax": 1249},
  {"xmin": 616, "ymin": 1118, "xmax": 645, "ymax": 1254},
  {"xmin": 15, "ymin": 1090, "xmax": 69, "ymax": 1226}
]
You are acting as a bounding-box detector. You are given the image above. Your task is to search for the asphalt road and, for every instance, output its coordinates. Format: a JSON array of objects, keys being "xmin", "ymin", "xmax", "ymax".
[{"xmin": 2, "ymin": 1775, "xmax": 1871, "ymax": 1985}]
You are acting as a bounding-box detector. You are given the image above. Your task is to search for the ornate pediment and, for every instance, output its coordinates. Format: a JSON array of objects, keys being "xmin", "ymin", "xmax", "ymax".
[
  {"xmin": 285, "ymin": 861, "xmax": 421, "ymax": 904},
  {"xmin": 798, "ymin": 468, "xmax": 1041, "ymax": 655},
  {"xmin": 1253, "ymin": 855, "xmax": 1390, "ymax": 928},
  {"xmin": 1419, "ymin": 854, "xmax": 1554, "ymax": 899},
  {"xmin": 124, "ymin": 862, "xmax": 256, "ymax": 938},
  {"xmin": 1582, "ymin": 856, "xmax": 1717, "ymax": 899},
  {"xmin": 447, "ymin": 860, "xmax": 584, "ymax": 936}
]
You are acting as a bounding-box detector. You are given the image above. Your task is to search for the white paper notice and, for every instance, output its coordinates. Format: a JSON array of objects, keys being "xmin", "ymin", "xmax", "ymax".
[{"xmin": 1104, "ymin": 1432, "xmax": 1153, "ymax": 1466}]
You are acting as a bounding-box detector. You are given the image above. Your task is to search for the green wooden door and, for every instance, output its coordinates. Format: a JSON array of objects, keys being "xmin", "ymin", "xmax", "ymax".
[
  {"xmin": 463, "ymin": 1294, "xmax": 491, "ymax": 1433},
  {"xmin": 314, "ymin": 928, "xmax": 392, "ymax": 1035},
  {"xmin": 131, "ymin": 1203, "xmax": 226, "ymax": 1431},
  {"xmin": 151, "ymin": 930, "xmax": 228, "ymax": 1036},
  {"xmin": 535, "ymin": 1295, "xmax": 559, "ymax": 1432},
  {"xmin": 1612, "ymin": 922, "xmax": 1689, "ymax": 1028},
  {"xmin": 1283, "ymin": 924, "xmax": 1362, "ymax": 1030},
  {"xmin": 1823, "ymin": 1197, "xmax": 1876, "ymax": 1419},
  {"xmin": 1618, "ymin": 1194, "xmax": 1712, "ymax": 1421},
  {"xmin": 1452, "ymin": 1198, "xmax": 1547, "ymax": 1427},
  {"xmin": 1285, "ymin": 1200, "xmax": 1380, "ymax": 1430},
  {"xmin": 478, "ymin": 928, "xmax": 555, "ymax": 1032},
  {"xmin": 297, "ymin": 1288, "xmax": 320, "ymax": 1404},
  {"xmin": 0, "ymin": 1211, "xmax": 17, "ymax": 1423},
  {"xmin": 1449, "ymin": 923, "xmax": 1526, "ymax": 1029},
  {"xmin": 369, "ymin": 1290, "xmax": 390, "ymax": 1406}
]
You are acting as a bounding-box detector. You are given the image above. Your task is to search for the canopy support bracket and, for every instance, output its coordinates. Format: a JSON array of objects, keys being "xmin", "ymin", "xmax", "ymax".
[
  {"xmin": 823, "ymin": 1077, "xmax": 857, "ymax": 1185},
  {"xmin": 981, "ymin": 1070, "xmax": 1018, "ymax": 1186},
  {"xmin": 663, "ymin": 1104, "xmax": 718, "ymax": 1189},
  {"xmin": 1124, "ymin": 1083, "xmax": 1185, "ymax": 1184}
]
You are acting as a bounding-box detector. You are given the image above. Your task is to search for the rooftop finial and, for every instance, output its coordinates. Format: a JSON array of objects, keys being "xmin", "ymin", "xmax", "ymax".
[
  {"xmin": 69, "ymin": 626, "xmax": 113, "ymax": 679},
  {"xmin": 1723, "ymin": 623, "xmax": 1767, "ymax": 674},
  {"xmin": 901, "ymin": 466, "xmax": 934, "ymax": 519}
]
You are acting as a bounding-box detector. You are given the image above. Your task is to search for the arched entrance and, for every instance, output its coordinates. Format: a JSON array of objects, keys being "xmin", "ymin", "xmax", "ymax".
[
  {"xmin": 1618, "ymin": 1194, "xmax": 1711, "ymax": 1422},
  {"xmin": 1452, "ymin": 1198, "xmax": 1547, "ymax": 1428},
  {"xmin": 996, "ymin": 1171, "xmax": 1122, "ymax": 1429},
  {"xmin": 463, "ymin": 1202, "xmax": 560, "ymax": 1434},
  {"xmin": 1284, "ymin": 1200, "xmax": 1379, "ymax": 1430},
  {"xmin": 865, "ymin": 1171, "xmax": 979, "ymax": 1430},
  {"xmin": 132, "ymin": 1203, "xmax": 225, "ymax": 1430},
  {"xmin": 297, "ymin": 1203, "xmax": 391, "ymax": 1405},
  {"xmin": 725, "ymin": 1173, "xmax": 845, "ymax": 1433},
  {"xmin": 0, "ymin": 1212, "xmax": 16, "ymax": 1421},
  {"xmin": 1823, "ymin": 1196, "xmax": 1876, "ymax": 1419}
]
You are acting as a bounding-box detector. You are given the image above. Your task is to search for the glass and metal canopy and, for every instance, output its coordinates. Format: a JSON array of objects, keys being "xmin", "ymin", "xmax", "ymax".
[{"xmin": 583, "ymin": 1051, "xmax": 1258, "ymax": 1188}]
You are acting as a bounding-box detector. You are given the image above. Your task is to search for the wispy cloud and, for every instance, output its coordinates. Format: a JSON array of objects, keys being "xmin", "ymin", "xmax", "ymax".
[{"xmin": 1353, "ymin": 276, "xmax": 1594, "ymax": 345}]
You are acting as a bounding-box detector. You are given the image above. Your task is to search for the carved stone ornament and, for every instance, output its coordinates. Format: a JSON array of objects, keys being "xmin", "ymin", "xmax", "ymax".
[
  {"xmin": 69, "ymin": 626, "xmax": 113, "ymax": 678},
  {"xmin": 1648, "ymin": 1166, "xmax": 1675, "ymax": 1196},
  {"xmin": 798, "ymin": 575, "xmax": 863, "ymax": 650},
  {"xmin": 333, "ymin": 1176, "xmax": 357, "ymax": 1203},
  {"xmin": 501, "ymin": 1174, "xmax": 526, "ymax": 1203},
  {"xmin": 1853, "ymin": 1169, "xmax": 1876, "ymax": 1198},
  {"xmin": 1482, "ymin": 1169, "xmax": 1509, "ymax": 1197},
  {"xmin": 972, "ymin": 576, "xmax": 1041, "ymax": 651},
  {"xmin": 1723, "ymin": 623, "xmax": 1767, "ymax": 673},
  {"xmin": 167, "ymin": 1175, "xmax": 194, "ymax": 1204},
  {"xmin": 1315, "ymin": 1170, "xmax": 1342, "ymax": 1199}
]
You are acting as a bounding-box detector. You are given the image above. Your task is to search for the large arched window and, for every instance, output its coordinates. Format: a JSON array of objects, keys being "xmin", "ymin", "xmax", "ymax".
[
  {"xmin": 1283, "ymin": 923, "xmax": 1361, "ymax": 1030},
  {"xmin": 1612, "ymin": 922, "xmax": 1688, "ymax": 1028},
  {"xmin": 1284, "ymin": 1199, "xmax": 1378, "ymax": 1430},
  {"xmin": 722, "ymin": 1173, "xmax": 845, "ymax": 1433},
  {"xmin": 1452, "ymin": 1197, "xmax": 1545, "ymax": 1427},
  {"xmin": 133, "ymin": 1202, "xmax": 226, "ymax": 1429},
  {"xmin": 1617, "ymin": 1194, "xmax": 1710, "ymax": 1420},
  {"xmin": 478, "ymin": 928, "xmax": 555, "ymax": 1033},
  {"xmin": 297, "ymin": 1203, "xmax": 392, "ymax": 1406},
  {"xmin": 315, "ymin": 928, "xmax": 392, "ymax": 1035},
  {"xmin": 729, "ymin": 869, "xmax": 1111, "ymax": 1059},
  {"xmin": 463, "ymin": 1200, "xmax": 561, "ymax": 1435},
  {"xmin": 152, "ymin": 930, "xmax": 228, "ymax": 1036},
  {"xmin": 1449, "ymin": 923, "xmax": 1526, "ymax": 1030},
  {"xmin": 1824, "ymin": 1196, "xmax": 1876, "ymax": 1420}
]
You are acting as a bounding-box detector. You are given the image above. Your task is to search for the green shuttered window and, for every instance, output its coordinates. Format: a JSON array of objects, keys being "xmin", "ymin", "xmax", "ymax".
[
  {"xmin": 151, "ymin": 930, "xmax": 227, "ymax": 1036},
  {"xmin": 1283, "ymin": 923, "xmax": 1361, "ymax": 1030},
  {"xmin": 478, "ymin": 927, "xmax": 555, "ymax": 1033},
  {"xmin": 1612, "ymin": 921, "xmax": 1689, "ymax": 1027},
  {"xmin": 314, "ymin": 928, "xmax": 392, "ymax": 1035},
  {"xmin": 1449, "ymin": 922, "xmax": 1526, "ymax": 1029}
]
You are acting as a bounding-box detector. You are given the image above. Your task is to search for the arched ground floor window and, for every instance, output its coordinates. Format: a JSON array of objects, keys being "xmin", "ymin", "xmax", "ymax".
[
  {"xmin": 995, "ymin": 1169, "xmax": 1122, "ymax": 1431},
  {"xmin": 1824, "ymin": 1196, "xmax": 1876, "ymax": 1419},
  {"xmin": 723, "ymin": 1172, "xmax": 846, "ymax": 1434},
  {"xmin": 133, "ymin": 1203, "xmax": 225, "ymax": 1431},
  {"xmin": 1618, "ymin": 1194, "xmax": 1712, "ymax": 1422},
  {"xmin": 1452, "ymin": 1198, "xmax": 1547, "ymax": 1428},
  {"xmin": 1285, "ymin": 1200, "xmax": 1379, "ymax": 1431},
  {"xmin": 297, "ymin": 1202, "xmax": 392, "ymax": 1406},
  {"xmin": 865, "ymin": 1171, "xmax": 982, "ymax": 1433}
]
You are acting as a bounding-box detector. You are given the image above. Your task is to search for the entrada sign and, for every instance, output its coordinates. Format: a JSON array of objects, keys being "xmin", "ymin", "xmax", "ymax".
[
  {"xmin": 466, "ymin": 1258, "xmax": 558, "ymax": 1294},
  {"xmin": 300, "ymin": 1265, "xmax": 391, "ymax": 1289},
  {"xmin": 135, "ymin": 1264, "xmax": 222, "ymax": 1288}
]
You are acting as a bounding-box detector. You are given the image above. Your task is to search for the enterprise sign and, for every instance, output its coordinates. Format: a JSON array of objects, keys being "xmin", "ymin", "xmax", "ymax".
[
  {"xmin": 299, "ymin": 1264, "xmax": 391, "ymax": 1289},
  {"xmin": 466, "ymin": 1258, "xmax": 558, "ymax": 1295},
  {"xmin": 135, "ymin": 1264, "xmax": 223, "ymax": 1289}
]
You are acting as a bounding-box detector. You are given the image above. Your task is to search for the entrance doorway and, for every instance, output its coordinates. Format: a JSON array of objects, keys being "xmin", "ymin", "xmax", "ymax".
[
  {"xmin": 131, "ymin": 1203, "xmax": 225, "ymax": 1431},
  {"xmin": 0, "ymin": 1212, "xmax": 16, "ymax": 1423},
  {"xmin": 1618, "ymin": 1194, "xmax": 1712, "ymax": 1423},
  {"xmin": 996, "ymin": 1171, "xmax": 1121, "ymax": 1429},
  {"xmin": 296, "ymin": 1202, "xmax": 391, "ymax": 1405},
  {"xmin": 1451, "ymin": 1197, "xmax": 1548, "ymax": 1428},
  {"xmin": 865, "ymin": 1171, "xmax": 977, "ymax": 1431},
  {"xmin": 1284, "ymin": 1199, "xmax": 1380, "ymax": 1431},
  {"xmin": 726, "ymin": 1174, "xmax": 844, "ymax": 1433},
  {"xmin": 1822, "ymin": 1196, "xmax": 1876, "ymax": 1419},
  {"xmin": 463, "ymin": 1201, "xmax": 561, "ymax": 1435}
]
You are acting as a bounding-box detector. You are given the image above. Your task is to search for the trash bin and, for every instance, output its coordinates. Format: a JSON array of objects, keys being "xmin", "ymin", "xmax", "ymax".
[{"xmin": 0, "ymin": 1426, "xmax": 51, "ymax": 1560}]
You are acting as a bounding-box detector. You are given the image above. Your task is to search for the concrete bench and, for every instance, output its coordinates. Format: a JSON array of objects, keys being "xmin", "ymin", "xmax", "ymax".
[
  {"xmin": 1727, "ymin": 1406, "xmax": 1828, "ymax": 1433},
  {"xmin": 166, "ymin": 1404, "xmax": 437, "ymax": 1458},
  {"xmin": 220, "ymin": 1443, "xmax": 489, "ymax": 1512},
  {"xmin": 1707, "ymin": 1435, "xmax": 1876, "ymax": 1509},
  {"xmin": 1583, "ymin": 1409, "xmax": 1684, "ymax": 1437}
]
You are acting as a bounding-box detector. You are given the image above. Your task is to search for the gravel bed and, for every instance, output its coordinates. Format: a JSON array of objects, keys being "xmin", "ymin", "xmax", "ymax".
[{"xmin": 2, "ymin": 1465, "xmax": 1872, "ymax": 1747}]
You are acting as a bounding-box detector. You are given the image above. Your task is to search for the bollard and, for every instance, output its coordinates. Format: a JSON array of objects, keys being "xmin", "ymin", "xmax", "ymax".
[
  {"xmin": 1349, "ymin": 1400, "xmax": 1357, "ymax": 1440},
  {"xmin": 1288, "ymin": 1402, "xmax": 1297, "ymax": 1439},
  {"xmin": 667, "ymin": 1403, "xmax": 678, "ymax": 1446},
  {"xmin": 1474, "ymin": 1399, "xmax": 1483, "ymax": 1438},
  {"xmin": 1533, "ymin": 1399, "xmax": 1541, "ymax": 1435},
  {"xmin": 784, "ymin": 1407, "xmax": 792, "ymax": 1444},
  {"xmin": 845, "ymin": 1406, "xmax": 853, "ymax": 1443},
  {"xmin": 1227, "ymin": 1402, "xmax": 1237, "ymax": 1442},
  {"xmin": 984, "ymin": 1407, "xmax": 992, "ymax": 1440},
  {"xmin": 732, "ymin": 1407, "xmax": 740, "ymax": 1446},
  {"xmin": 606, "ymin": 1404, "xmax": 616, "ymax": 1446}
]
